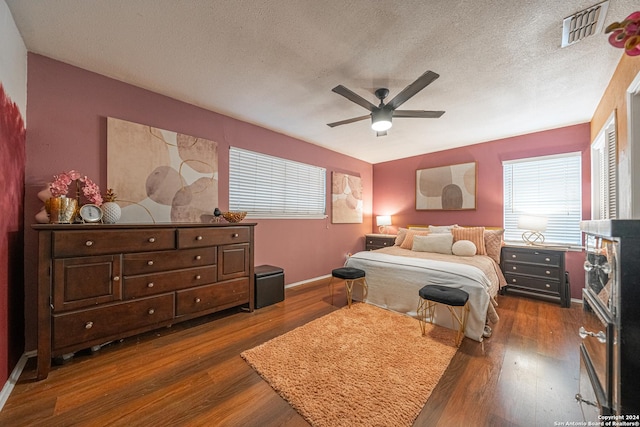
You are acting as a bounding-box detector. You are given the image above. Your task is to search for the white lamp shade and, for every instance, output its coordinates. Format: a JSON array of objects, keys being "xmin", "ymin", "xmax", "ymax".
[
  {"xmin": 518, "ymin": 214, "xmax": 548, "ymax": 232},
  {"xmin": 371, "ymin": 109, "xmax": 393, "ymax": 131},
  {"xmin": 376, "ymin": 215, "xmax": 392, "ymax": 226}
]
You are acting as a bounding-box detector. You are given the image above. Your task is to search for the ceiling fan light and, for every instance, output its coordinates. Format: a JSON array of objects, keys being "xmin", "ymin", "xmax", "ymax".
[{"xmin": 371, "ymin": 109, "xmax": 393, "ymax": 131}]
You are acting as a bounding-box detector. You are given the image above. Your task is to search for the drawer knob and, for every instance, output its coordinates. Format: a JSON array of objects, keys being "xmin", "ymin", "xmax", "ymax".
[
  {"xmin": 196, "ymin": 235, "xmax": 203, "ymax": 241},
  {"xmin": 147, "ymin": 260, "xmax": 154, "ymax": 266},
  {"xmin": 546, "ymin": 270, "xmax": 551, "ymax": 275},
  {"xmin": 147, "ymin": 282, "xmax": 154, "ymax": 288},
  {"xmin": 195, "ymin": 255, "xmax": 202, "ymax": 260},
  {"xmin": 85, "ymin": 240, "xmax": 94, "ymax": 247},
  {"xmin": 148, "ymin": 308, "xmax": 155, "ymax": 315},
  {"xmin": 113, "ymin": 276, "xmax": 120, "ymax": 282},
  {"xmin": 545, "ymin": 257, "xmax": 551, "ymax": 262},
  {"xmin": 545, "ymin": 284, "xmax": 551, "ymax": 288},
  {"xmin": 511, "ymin": 278, "xmax": 517, "ymax": 283},
  {"xmin": 195, "ymin": 275, "xmax": 201, "ymax": 280},
  {"xmin": 512, "ymin": 266, "xmax": 517, "ymax": 270},
  {"xmin": 511, "ymin": 254, "xmax": 516, "ymax": 258},
  {"xmin": 579, "ymin": 326, "xmax": 606, "ymax": 343},
  {"xmin": 85, "ymin": 321, "xmax": 93, "ymax": 329},
  {"xmin": 232, "ymin": 233, "xmax": 239, "ymax": 238},
  {"xmin": 148, "ymin": 237, "xmax": 156, "ymax": 243},
  {"xmin": 195, "ymin": 297, "xmax": 201, "ymax": 303}
]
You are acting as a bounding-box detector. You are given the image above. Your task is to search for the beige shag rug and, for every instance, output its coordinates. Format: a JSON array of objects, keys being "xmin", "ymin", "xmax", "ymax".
[{"xmin": 241, "ymin": 303, "xmax": 458, "ymax": 427}]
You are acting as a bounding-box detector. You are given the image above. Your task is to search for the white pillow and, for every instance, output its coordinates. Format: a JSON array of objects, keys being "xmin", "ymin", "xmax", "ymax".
[
  {"xmin": 452, "ymin": 240, "xmax": 477, "ymax": 257},
  {"xmin": 412, "ymin": 234, "xmax": 453, "ymax": 254},
  {"xmin": 429, "ymin": 224, "xmax": 458, "ymax": 234}
]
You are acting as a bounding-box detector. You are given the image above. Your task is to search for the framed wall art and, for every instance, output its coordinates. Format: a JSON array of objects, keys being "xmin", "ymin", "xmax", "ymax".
[
  {"xmin": 107, "ymin": 117, "xmax": 219, "ymax": 223},
  {"xmin": 331, "ymin": 172, "xmax": 363, "ymax": 223},
  {"xmin": 416, "ymin": 161, "xmax": 476, "ymax": 210}
]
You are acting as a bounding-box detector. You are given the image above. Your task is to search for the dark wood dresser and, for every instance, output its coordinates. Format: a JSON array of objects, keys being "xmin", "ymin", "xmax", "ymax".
[
  {"xmin": 500, "ymin": 245, "xmax": 570, "ymax": 307},
  {"xmin": 365, "ymin": 234, "xmax": 396, "ymax": 251},
  {"xmin": 33, "ymin": 223, "xmax": 255, "ymax": 380}
]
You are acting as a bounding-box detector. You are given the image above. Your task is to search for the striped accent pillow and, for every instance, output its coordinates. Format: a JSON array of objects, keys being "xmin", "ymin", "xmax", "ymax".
[
  {"xmin": 400, "ymin": 230, "xmax": 429, "ymax": 249},
  {"xmin": 451, "ymin": 226, "xmax": 486, "ymax": 255}
]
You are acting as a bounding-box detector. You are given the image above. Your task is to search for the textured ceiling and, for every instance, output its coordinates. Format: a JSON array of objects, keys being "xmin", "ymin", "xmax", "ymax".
[{"xmin": 6, "ymin": 0, "xmax": 637, "ymax": 163}]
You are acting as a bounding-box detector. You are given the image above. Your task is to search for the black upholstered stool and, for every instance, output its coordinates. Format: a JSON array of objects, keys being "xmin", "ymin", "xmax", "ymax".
[
  {"xmin": 417, "ymin": 285, "xmax": 470, "ymax": 346},
  {"xmin": 329, "ymin": 267, "xmax": 368, "ymax": 308}
]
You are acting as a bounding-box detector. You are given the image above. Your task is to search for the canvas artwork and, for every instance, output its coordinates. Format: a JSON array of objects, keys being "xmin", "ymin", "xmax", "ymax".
[
  {"xmin": 416, "ymin": 162, "xmax": 476, "ymax": 210},
  {"xmin": 332, "ymin": 172, "xmax": 363, "ymax": 223},
  {"xmin": 107, "ymin": 117, "xmax": 218, "ymax": 223}
]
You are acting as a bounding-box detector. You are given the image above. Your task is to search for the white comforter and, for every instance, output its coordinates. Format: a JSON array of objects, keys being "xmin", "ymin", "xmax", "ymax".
[{"xmin": 344, "ymin": 248, "xmax": 501, "ymax": 341}]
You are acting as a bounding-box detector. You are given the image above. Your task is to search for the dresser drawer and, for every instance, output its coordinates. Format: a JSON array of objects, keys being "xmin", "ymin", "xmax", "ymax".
[
  {"xmin": 52, "ymin": 294, "xmax": 174, "ymax": 350},
  {"xmin": 178, "ymin": 227, "xmax": 250, "ymax": 248},
  {"xmin": 123, "ymin": 266, "xmax": 217, "ymax": 299},
  {"xmin": 123, "ymin": 247, "xmax": 217, "ymax": 275},
  {"xmin": 53, "ymin": 229, "xmax": 176, "ymax": 257},
  {"xmin": 502, "ymin": 248, "xmax": 560, "ymax": 266},
  {"xmin": 176, "ymin": 278, "xmax": 249, "ymax": 316},
  {"xmin": 504, "ymin": 274, "xmax": 559, "ymax": 293},
  {"xmin": 502, "ymin": 261, "xmax": 561, "ymax": 280}
]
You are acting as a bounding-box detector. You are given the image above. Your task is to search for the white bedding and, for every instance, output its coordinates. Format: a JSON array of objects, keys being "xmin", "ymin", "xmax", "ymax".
[{"xmin": 344, "ymin": 247, "xmax": 503, "ymax": 342}]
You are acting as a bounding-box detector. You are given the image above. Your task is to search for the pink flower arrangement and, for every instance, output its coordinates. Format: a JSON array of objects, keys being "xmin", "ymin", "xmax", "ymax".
[
  {"xmin": 49, "ymin": 170, "xmax": 103, "ymax": 206},
  {"xmin": 606, "ymin": 12, "xmax": 640, "ymax": 56}
]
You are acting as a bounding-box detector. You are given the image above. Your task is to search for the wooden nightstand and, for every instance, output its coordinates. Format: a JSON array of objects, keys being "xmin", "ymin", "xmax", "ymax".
[
  {"xmin": 500, "ymin": 245, "xmax": 570, "ymax": 307},
  {"xmin": 365, "ymin": 234, "xmax": 396, "ymax": 251}
]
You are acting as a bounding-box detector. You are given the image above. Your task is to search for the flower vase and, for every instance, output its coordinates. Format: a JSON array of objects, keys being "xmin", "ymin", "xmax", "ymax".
[
  {"xmin": 102, "ymin": 201, "xmax": 122, "ymax": 224},
  {"xmin": 46, "ymin": 196, "xmax": 78, "ymax": 224}
]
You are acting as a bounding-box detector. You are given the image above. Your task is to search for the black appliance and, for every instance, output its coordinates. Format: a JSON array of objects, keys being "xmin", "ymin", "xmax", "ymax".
[{"xmin": 577, "ymin": 220, "xmax": 640, "ymax": 419}]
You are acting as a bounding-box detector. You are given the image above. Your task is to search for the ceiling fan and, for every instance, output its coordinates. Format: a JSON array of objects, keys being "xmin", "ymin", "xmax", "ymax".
[{"xmin": 327, "ymin": 70, "xmax": 445, "ymax": 136}]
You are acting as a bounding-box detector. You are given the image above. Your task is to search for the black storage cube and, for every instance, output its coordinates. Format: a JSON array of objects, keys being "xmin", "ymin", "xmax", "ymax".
[{"xmin": 255, "ymin": 265, "xmax": 284, "ymax": 309}]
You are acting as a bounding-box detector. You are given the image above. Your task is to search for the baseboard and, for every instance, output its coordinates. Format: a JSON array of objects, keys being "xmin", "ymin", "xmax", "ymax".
[
  {"xmin": 285, "ymin": 274, "xmax": 331, "ymax": 289},
  {"xmin": 0, "ymin": 351, "xmax": 34, "ymax": 412}
]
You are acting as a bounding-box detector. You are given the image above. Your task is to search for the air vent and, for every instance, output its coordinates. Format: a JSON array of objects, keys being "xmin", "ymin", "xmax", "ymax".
[{"xmin": 561, "ymin": 1, "xmax": 610, "ymax": 47}]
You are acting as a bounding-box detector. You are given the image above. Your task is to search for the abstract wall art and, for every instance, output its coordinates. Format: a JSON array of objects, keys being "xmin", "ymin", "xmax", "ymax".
[
  {"xmin": 331, "ymin": 172, "xmax": 363, "ymax": 223},
  {"xmin": 416, "ymin": 162, "xmax": 476, "ymax": 210},
  {"xmin": 107, "ymin": 117, "xmax": 218, "ymax": 223}
]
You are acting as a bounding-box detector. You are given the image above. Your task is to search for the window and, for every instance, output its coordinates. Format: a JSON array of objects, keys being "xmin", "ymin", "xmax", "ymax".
[
  {"xmin": 229, "ymin": 147, "xmax": 326, "ymax": 219},
  {"xmin": 591, "ymin": 114, "xmax": 617, "ymax": 219},
  {"xmin": 503, "ymin": 153, "xmax": 582, "ymax": 246}
]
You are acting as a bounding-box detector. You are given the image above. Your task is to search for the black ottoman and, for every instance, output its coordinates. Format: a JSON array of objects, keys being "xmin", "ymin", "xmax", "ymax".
[
  {"xmin": 417, "ymin": 285, "xmax": 470, "ymax": 346},
  {"xmin": 329, "ymin": 267, "xmax": 368, "ymax": 308}
]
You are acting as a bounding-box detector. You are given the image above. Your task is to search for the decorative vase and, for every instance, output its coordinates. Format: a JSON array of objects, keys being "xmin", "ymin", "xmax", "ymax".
[
  {"xmin": 102, "ymin": 201, "xmax": 122, "ymax": 224},
  {"xmin": 46, "ymin": 196, "xmax": 78, "ymax": 224}
]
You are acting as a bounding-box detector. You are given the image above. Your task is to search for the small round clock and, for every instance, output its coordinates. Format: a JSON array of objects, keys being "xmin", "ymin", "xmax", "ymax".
[{"xmin": 79, "ymin": 204, "xmax": 103, "ymax": 223}]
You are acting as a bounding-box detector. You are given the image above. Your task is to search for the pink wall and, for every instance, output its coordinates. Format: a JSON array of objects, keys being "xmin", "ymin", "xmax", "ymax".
[
  {"xmin": 23, "ymin": 54, "xmax": 372, "ymax": 351},
  {"xmin": 372, "ymin": 124, "xmax": 592, "ymax": 299},
  {"xmin": 0, "ymin": 84, "xmax": 26, "ymax": 385}
]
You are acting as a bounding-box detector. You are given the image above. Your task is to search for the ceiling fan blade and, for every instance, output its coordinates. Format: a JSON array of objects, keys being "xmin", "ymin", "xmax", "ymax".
[
  {"xmin": 393, "ymin": 110, "xmax": 445, "ymax": 118},
  {"xmin": 331, "ymin": 85, "xmax": 377, "ymax": 112},
  {"xmin": 376, "ymin": 131, "xmax": 388, "ymax": 137},
  {"xmin": 386, "ymin": 71, "xmax": 440, "ymax": 110},
  {"xmin": 327, "ymin": 114, "xmax": 371, "ymax": 128}
]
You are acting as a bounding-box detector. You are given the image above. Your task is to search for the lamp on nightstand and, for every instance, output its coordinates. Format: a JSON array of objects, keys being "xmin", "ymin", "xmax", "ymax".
[
  {"xmin": 518, "ymin": 214, "xmax": 548, "ymax": 245},
  {"xmin": 376, "ymin": 215, "xmax": 392, "ymax": 234}
]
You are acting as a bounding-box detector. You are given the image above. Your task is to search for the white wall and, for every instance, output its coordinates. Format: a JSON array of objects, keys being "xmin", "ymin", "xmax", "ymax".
[{"xmin": 0, "ymin": 0, "xmax": 27, "ymax": 118}]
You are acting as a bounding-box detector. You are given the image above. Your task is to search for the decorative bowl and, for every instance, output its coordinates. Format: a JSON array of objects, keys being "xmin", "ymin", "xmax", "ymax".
[{"xmin": 222, "ymin": 211, "xmax": 247, "ymax": 223}]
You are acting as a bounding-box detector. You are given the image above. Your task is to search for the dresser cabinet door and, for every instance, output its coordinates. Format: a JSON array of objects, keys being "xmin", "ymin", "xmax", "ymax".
[
  {"xmin": 53, "ymin": 255, "xmax": 122, "ymax": 312},
  {"xmin": 218, "ymin": 243, "xmax": 250, "ymax": 281}
]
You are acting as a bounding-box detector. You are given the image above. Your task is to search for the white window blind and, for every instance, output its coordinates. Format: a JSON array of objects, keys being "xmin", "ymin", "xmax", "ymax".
[
  {"xmin": 229, "ymin": 147, "xmax": 326, "ymax": 219},
  {"xmin": 591, "ymin": 115, "xmax": 617, "ymax": 219},
  {"xmin": 503, "ymin": 153, "xmax": 582, "ymax": 245}
]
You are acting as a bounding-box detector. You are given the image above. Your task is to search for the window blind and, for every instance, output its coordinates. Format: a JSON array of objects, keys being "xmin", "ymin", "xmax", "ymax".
[
  {"xmin": 503, "ymin": 153, "xmax": 582, "ymax": 245},
  {"xmin": 229, "ymin": 147, "xmax": 326, "ymax": 219}
]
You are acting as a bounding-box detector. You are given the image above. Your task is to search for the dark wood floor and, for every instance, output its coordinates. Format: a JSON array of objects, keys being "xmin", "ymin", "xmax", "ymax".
[{"xmin": 0, "ymin": 279, "xmax": 586, "ymax": 426}]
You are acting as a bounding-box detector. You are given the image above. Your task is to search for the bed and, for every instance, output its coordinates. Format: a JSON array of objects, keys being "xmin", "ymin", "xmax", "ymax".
[{"xmin": 344, "ymin": 226, "xmax": 506, "ymax": 341}]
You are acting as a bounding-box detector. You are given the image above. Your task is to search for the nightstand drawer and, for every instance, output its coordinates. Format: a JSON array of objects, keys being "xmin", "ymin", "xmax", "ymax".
[
  {"xmin": 365, "ymin": 234, "xmax": 396, "ymax": 251},
  {"xmin": 502, "ymin": 262, "xmax": 561, "ymax": 280},
  {"xmin": 502, "ymin": 248, "xmax": 560, "ymax": 266},
  {"xmin": 504, "ymin": 274, "xmax": 559, "ymax": 293}
]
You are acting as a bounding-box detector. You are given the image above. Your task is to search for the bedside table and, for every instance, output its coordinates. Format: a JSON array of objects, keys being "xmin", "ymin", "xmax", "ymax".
[
  {"xmin": 500, "ymin": 245, "xmax": 570, "ymax": 307},
  {"xmin": 365, "ymin": 234, "xmax": 396, "ymax": 251}
]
